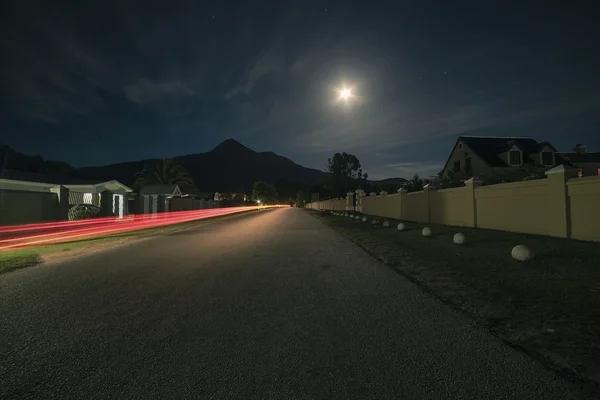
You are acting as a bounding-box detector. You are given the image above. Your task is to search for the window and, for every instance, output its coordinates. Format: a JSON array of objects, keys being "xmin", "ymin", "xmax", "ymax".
[
  {"xmin": 509, "ymin": 151, "xmax": 521, "ymax": 165},
  {"xmin": 541, "ymin": 152, "xmax": 553, "ymax": 166},
  {"xmin": 458, "ymin": 143, "xmax": 463, "ymax": 151},
  {"xmin": 578, "ymin": 169, "xmax": 583, "ymax": 178},
  {"xmin": 465, "ymin": 157, "xmax": 472, "ymax": 176},
  {"xmin": 83, "ymin": 193, "xmax": 93, "ymax": 204},
  {"xmin": 464, "ymin": 151, "xmax": 469, "ymax": 158},
  {"xmin": 453, "ymin": 160, "xmax": 461, "ymax": 173}
]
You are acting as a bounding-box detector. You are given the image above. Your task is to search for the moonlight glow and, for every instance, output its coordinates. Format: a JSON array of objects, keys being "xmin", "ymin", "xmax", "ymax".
[
  {"xmin": 339, "ymin": 87, "xmax": 352, "ymax": 100},
  {"xmin": 334, "ymin": 83, "xmax": 358, "ymax": 105}
]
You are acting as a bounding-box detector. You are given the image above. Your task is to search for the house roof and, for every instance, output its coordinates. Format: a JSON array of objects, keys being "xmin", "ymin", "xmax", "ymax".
[
  {"xmin": 139, "ymin": 184, "xmax": 181, "ymax": 195},
  {"xmin": 64, "ymin": 180, "xmax": 133, "ymax": 193},
  {"xmin": 0, "ymin": 168, "xmax": 132, "ymax": 193},
  {"xmin": 440, "ymin": 136, "xmax": 561, "ymax": 175},
  {"xmin": 461, "ymin": 136, "xmax": 544, "ymax": 166},
  {"xmin": 556, "ymin": 152, "xmax": 600, "ymax": 163}
]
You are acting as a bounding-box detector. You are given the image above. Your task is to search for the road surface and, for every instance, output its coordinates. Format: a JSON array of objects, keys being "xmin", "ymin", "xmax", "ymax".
[{"xmin": 0, "ymin": 208, "xmax": 584, "ymax": 399}]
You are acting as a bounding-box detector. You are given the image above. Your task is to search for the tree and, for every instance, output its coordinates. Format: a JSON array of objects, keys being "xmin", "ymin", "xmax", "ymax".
[
  {"xmin": 325, "ymin": 152, "xmax": 367, "ymax": 198},
  {"xmin": 406, "ymin": 174, "xmax": 425, "ymax": 192},
  {"xmin": 133, "ymin": 158, "xmax": 196, "ymax": 193},
  {"xmin": 252, "ymin": 180, "xmax": 278, "ymax": 204},
  {"xmin": 295, "ymin": 189, "xmax": 308, "ymax": 207},
  {"xmin": 439, "ymin": 170, "xmax": 466, "ymax": 189}
]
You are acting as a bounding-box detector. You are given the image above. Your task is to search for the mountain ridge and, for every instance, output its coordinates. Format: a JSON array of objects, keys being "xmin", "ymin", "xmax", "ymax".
[
  {"xmin": 75, "ymin": 139, "xmax": 329, "ymax": 193},
  {"xmin": 1, "ymin": 140, "xmax": 406, "ymax": 196}
]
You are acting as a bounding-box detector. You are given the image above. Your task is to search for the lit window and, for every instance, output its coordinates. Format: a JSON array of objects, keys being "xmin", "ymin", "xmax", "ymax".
[
  {"xmin": 578, "ymin": 169, "xmax": 583, "ymax": 178},
  {"xmin": 83, "ymin": 193, "xmax": 93, "ymax": 204},
  {"xmin": 598, "ymin": 168, "xmax": 600, "ymax": 176}
]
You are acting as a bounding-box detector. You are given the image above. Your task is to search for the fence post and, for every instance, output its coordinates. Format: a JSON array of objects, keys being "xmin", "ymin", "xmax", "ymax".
[
  {"xmin": 545, "ymin": 165, "xmax": 577, "ymax": 238},
  {"xmin": 355, "ymin": 189, "xmax": 364, "ymax": 213},
  {"xmin": 346, "ymin": 192, "xmax": 354, "ymax": 211},
  {"xmin": 422, "ymin": 183, "xmax": 435, "ymax": 224},
  {"xmin": 50, "ymin": 185, "xmax": 70, "ymax": 221},
  {"xmin": 397, "ymin": 188, "xmax": 407, "ymax": 220},
  {"xmin": 464, "ymin": 178, "xmax": 482, "ymax": 228}
]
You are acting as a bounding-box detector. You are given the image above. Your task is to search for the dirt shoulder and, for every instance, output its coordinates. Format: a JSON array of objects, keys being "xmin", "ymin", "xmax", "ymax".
[{"xmin": 313, "ymin": 210, "xmax": 600, "ymax": 397}]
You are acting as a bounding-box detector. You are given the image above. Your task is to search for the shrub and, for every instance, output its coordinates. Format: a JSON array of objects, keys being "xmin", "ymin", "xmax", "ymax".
[{"xmin": 69, "ymin": 204, "xmax": 101, "ymax": 221}]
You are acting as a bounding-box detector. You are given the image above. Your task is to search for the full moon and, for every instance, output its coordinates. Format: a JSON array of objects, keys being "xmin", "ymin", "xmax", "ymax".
[{"xmin": 339, "ymin": 87, "xmax": 352, "ymax": 101}]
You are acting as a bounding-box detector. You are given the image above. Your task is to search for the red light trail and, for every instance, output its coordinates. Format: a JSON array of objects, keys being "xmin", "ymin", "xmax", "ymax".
[{"xmin": 0, "ymin": 205, "xmax": 288, "ymax": 251}]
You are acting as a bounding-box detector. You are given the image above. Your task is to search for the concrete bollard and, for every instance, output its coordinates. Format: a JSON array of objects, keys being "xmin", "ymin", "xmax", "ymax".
[
  {"xmin": 453, "ymin": 233, "xmax": 466, "ymax": 244},
  {"xmin": 512, "ymin": 245, "xmax": 535, "ymax": 262}
]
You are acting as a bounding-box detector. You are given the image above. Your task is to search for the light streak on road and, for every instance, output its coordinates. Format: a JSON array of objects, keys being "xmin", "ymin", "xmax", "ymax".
[{"xmin": 0, "ymin": 205, "xmax": 288, "ymax": 251}]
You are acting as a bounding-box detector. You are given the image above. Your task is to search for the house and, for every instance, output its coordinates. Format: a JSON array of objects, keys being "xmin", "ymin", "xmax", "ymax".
[
  {"xmin": 556, "ymin": 144, "xmax": 600, "ymax": 177},
  {"xmin": 439, "ymin": 136, "xmax": 559, "ymax": 179},
  {"xmin": 137, "ymin": 184, "xmax": 183, "ymax": 214},
  {"xmin": 0, "ymin": 171, "xmax": 133, "ymax": 225}
]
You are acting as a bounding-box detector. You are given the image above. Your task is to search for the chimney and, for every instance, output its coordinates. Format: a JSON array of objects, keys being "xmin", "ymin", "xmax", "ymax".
[{"xmin": 572, "ymin": 144, "xmax": 586, "ymax": 154}]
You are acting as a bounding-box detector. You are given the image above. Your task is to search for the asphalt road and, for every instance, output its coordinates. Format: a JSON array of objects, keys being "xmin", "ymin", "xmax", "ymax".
[{"xmin": 0, "ymin": 208, "xmax": 584, "ymax": 399}]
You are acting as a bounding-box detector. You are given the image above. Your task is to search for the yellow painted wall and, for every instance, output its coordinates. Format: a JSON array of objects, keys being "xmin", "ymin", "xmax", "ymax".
[
  {"xmin": 305, "ymin": 173, "xmax": 600, "ymax": 242},
  {"xmin": 0, "ymin": 189, "xmax": 58, "ymax": 225},
  {"xmin": 361, "ymin": 194, "xmax": 402, "ymax": 219},
  {"xmin": 306, "ymin": 199, "xmax": 346, "ymax": 211},
  {"xmin": 568, "ymin": 176, "xmax": 600, "ymax": 242},
  {"xmin": 404, "ymin": 191, "xmax": 428, "ymax": 222},
  {"xmin": 430, "ymin": 187, "xmax": 473, "ymax": 227},
  {"xmin": 474, "ymin": 178, "xmax": 566, "ymax": 237}
]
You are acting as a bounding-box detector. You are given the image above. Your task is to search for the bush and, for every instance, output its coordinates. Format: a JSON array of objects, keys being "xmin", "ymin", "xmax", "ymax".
[{"xmin": 69, "ymin": 204, "xmax": 101, "ymax": 221}]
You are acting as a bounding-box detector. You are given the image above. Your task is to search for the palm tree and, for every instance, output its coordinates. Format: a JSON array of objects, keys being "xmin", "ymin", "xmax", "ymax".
[{"xmin": 133, "ymin": 158, "xmax": 197, "ymax": 193}]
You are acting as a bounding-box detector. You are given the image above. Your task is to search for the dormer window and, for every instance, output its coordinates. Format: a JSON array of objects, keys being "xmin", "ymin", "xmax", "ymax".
[
  {"xmin": 509, "ymin": 151, "xmax": 521, "ymax": 165},
  {"xmin": 541, "ymin": 151, "xmax": 553, "ymax": 166}
]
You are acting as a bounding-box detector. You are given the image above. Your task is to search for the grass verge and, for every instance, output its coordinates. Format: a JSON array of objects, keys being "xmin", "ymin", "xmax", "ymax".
[
  {"xmin": 0, "ymin": 210, "xmax": 258, "ymax": 275},
  {"xmin": 313, "ymin": 210, "xmax": 600, "ymax": 394}
]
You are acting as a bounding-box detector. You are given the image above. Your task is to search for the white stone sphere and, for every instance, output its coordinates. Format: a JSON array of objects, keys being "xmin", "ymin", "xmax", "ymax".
[
  {"xmin": 453, "ymin": 233, "xmax": 466, "ymax": 244},
  {"xmin": 383, "ymin": 220, "xmax": 391, "ymax": 227},
  {"xmin": 397, "ymin": 222, "xmax": 406, "ymax": 231},
  {"xmin": 355, "ymin": 215, "xmax": 361, "ymax": 220},
  {"xmin": 372, "ymin": 220, "xmax": 379, "ymax": 225},
  {"xmin": 512, "ymin": 245, "xmax": 534, "ymax": 262},
  {"xmin": 362, "ymin": 217, "xmax": 368, "ymax": 222},
  {"xmin": 422, "ymin": 227, "xmax": 432, "ymax": 237}
]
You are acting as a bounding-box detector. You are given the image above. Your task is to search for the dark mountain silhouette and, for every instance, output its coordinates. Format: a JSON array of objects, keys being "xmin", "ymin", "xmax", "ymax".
[
  {"xmin": 0, "ymin": 144, "xmax": 77, "ymax": 183},
  {"xmin": 1, "ymin": 140, "xmax": 408, "ymax": 197},
  {"xmin": 74, "ymin": 139, "xmax": 329, "ymax": 194}
]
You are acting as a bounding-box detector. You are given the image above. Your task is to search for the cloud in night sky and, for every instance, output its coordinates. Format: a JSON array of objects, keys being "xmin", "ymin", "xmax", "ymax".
[
  {"xmin": 123, "ymin": 80, "xmax": 195, "ymax": 105},
  {"xmin": 1, "ymin": 1, "xmax": 599, "ymax": 179}
]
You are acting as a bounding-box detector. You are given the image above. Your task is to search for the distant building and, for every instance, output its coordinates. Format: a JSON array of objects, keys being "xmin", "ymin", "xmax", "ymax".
[
  {"xmin": 439, "ymin": 136, "xmax": 559, "ymax": 179},
  {"xmin": 556, "ymin": 144, "xmax": 600, "ymax": 177}
]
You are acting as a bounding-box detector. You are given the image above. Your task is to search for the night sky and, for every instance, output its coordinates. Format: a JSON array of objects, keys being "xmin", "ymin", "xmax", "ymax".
[{"xmin": 1, "ymin": 1, "xmax": 599, "ymax": 179}]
